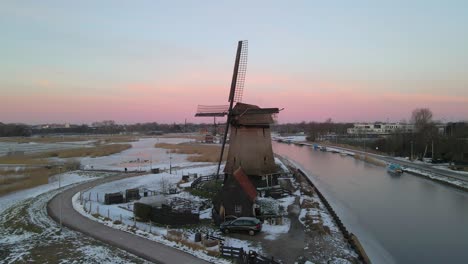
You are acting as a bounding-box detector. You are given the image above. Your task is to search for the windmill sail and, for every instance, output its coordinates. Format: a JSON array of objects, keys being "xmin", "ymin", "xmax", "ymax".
[
  {"xmin": 195, "ymin": 105, "xmax": 229, "ymax": 117},
  {"xmin": 193, "ymin": 40, "xmax": 250, "ymax": 179},
  {"xmin": 228, "ymin": 40, "xmax": 248, "ymax": 103}
]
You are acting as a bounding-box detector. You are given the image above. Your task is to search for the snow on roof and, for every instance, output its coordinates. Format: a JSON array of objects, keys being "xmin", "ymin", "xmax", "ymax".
[{"xmin": 138, "ymin": 195, "xmax": 167, "ymax": 207}]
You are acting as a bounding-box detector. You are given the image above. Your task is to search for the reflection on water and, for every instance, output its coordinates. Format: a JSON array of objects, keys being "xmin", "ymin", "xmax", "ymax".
[{"xmin": 273, "ymin": 142, "xmax": 468, "ymax": 264}]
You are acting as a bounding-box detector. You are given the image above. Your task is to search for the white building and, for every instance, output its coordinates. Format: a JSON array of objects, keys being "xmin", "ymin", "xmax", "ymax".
[{"xmin": 347, "ymin": 123, "xmax": 415, "ymax": 135}]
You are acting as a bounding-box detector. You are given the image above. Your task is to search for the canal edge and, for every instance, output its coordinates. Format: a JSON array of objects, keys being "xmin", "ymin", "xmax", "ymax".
[
  {"xmin": 276, "ymin": 154, "xmax": 372, "ymax": 264},
  {"xmin": 296, "ymin": 168, "xmax": 371, "ymax": 264}
]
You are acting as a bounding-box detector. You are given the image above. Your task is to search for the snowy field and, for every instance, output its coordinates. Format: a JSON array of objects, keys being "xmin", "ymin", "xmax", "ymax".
[
  {"xmin": 0, "ymin": 136, "xmax": 207, "ymax": 263},
  {"xmin": 80, "ymin": 137, "xmax": 197, "ymax": 171},
  {"xmin": 0, "ymin": 141, "xmax": 93, "ymax": 157},
  {"xmin": 0, "ymin": 171, "xmax": 149, "ymax": 263}
]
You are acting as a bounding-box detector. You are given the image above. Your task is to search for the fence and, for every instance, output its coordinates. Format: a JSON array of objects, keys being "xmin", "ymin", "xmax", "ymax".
[
  {"xmin": 264, "ymin": 187, "xmax": 291, "ymax": 198},
  {"xmin": 220, "ymin": 246, "xmax": 280, "ymax": 264},
  {"xmin": 205, "ymin": 232, "xmax": 224, "ymax": 244},
  {"xmin": 190, "ymin": 175, "xmax": 216, "ymax": 188}
]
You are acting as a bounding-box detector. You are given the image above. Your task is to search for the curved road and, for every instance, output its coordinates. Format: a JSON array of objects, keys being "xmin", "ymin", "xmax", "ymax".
[{"xmin": 47, "ymin": 173, "xmax": 208, "ymax": 264}]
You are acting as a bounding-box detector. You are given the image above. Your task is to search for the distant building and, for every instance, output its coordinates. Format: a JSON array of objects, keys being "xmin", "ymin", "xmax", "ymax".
[
  {"xmin": 204, "ymin": 134, "xmax": 214, "ymax": 143},
  {"xmin": 347, "ymin": 123, "xmax": 415, "ymax": 136},
  {"xmin": 445, "ymin": 122, "xmax": 468, "ymax": 138}
]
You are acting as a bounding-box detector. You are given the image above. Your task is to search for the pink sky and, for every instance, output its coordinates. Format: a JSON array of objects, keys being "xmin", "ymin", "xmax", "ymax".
[
  {"xmin": 2, "ymin": 2, "xmax": 467, "ymax": 125},
  {"xmin": 2, "ymin": 76, "xmax": 468, "ymax": 124}
]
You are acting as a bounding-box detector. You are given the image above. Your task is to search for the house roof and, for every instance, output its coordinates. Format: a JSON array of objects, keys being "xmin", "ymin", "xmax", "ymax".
[{"xmin": 233, "ymin": 167, "xmax": 257, "ymax": 202}]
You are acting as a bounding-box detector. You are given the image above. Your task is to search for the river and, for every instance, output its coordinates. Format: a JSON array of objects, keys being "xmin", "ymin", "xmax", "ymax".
[{"xmin": 273, "ymin": 142, "xmax": 468, "ymax": 264}]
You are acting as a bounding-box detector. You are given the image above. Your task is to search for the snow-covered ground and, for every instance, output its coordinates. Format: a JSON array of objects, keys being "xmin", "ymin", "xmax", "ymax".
[
  {"xmin": 0, "ymin": 171, "xmax": 99, "ymax": 214},
  {"xmin": 73, "ymin": 162, "xmax": 264, "ymax": 263},
  {"xmin": 0, "ymin": 141, "xmax": 93, "ymax": 157},
  {"xmin": 273, "ymin": 135, "xmax": 307, "ymax": 143},
  {"xmin": 0, "ymin": 136, "xmax": 212, "ymax": 263},
  {"xmin": 434, "ymin": 165, "xmax": 468, "ymax": 175},
  {"xmin": 298, "ymin": 195, "xmax": 339, "ymax": 233},
  {"xmin": 403, "ymin": 167, "xmax": 468, "ymax": 190},
  {"xmin": 275, "ymin": 157, "xmax": 290, "ymax": 172},
  {"xmin": 0, "ymin": 171, "xmax": 149, "ymax": 263}
]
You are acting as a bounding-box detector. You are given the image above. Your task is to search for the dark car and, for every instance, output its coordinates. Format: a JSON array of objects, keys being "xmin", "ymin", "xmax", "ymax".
[{"xmin": 220, "ymin": 217, "xmax": 262, "ymax": 236}]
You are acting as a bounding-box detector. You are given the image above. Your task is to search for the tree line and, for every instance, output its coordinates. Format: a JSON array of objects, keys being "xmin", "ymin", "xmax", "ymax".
[{"xmin": 272, "ymin": 108, "xmax": 467, "ymax": 164}]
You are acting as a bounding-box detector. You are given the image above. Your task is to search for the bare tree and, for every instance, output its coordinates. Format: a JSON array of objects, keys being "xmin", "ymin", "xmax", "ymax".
[
  {"xmin": 411, "ymin": 108, "xmax": 436, "ymax": 159},
  {"xmin": 158, "ymin": 177, "xmax": 171, "ymax": 194},
  {"xmin": 411, "ymin": 108, "xmax": 433, "ymax": 132}
]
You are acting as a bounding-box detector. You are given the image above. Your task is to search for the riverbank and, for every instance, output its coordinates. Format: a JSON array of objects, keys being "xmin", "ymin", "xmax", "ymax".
[
  {"xmin": 274, "ymin": 137, "xmax": 468, "ymax": 192},
  {"xmin": 277, "ymin": 155, "xmax": 369, "ymax": 264},
  {"xmin": 322, "ymin": 143, "xmax": 468, "ymax": 191}
]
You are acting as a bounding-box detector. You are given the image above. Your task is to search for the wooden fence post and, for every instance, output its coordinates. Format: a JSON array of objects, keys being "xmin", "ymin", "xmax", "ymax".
[
  {"xmin": 88, "ymin": 192, "xmax": 91, "ymax": 202},
  {"xmin": 107, "ymin": 209, "xmax": 110, "ymax": 219}
]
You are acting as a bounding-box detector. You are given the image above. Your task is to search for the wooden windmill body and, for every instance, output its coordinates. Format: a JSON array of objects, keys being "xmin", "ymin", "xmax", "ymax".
[{"xmin": 195, "ymin": 41, "xmax": 281, "ymax": 222}]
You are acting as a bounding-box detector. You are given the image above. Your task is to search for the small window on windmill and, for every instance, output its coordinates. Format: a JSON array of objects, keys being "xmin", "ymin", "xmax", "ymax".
[
  {"xmin": 235, "ymin": 204, "xmax": 242, "ymax": 214},
  {"xmin": 264, "ymin": 156, "xmax": 267, "ymax": 164}
]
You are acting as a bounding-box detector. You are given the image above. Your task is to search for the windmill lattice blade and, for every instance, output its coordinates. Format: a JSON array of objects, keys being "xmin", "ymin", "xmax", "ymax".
[
  {"xmin": 195, "ymin": 105, "xmax": 229, "ymax": 117},
  {"xmin": 233, "ymin": 40, "xmax": 248, "ymax": 103}
]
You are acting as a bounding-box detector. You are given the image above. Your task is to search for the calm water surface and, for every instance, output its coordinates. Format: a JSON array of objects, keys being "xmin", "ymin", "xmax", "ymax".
[{"xmin": 273, "ymin": 142, "xmax": 468, "ymax": 264}]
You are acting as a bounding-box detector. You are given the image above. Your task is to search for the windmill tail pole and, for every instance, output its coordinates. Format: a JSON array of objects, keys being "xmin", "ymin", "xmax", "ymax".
[
  {"xmin": 216, "ymin": 40, "xmax": 243, "ymax": 180},
  {"xmin": 216, "ymin": 115, "xmax": 230, "ymax": 180}
]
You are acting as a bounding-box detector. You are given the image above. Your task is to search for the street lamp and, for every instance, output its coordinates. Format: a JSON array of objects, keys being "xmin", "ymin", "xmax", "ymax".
[
  {"xmin": 58, "ymin": 166, "xmax": 63, "ymax": 231},
  {"xmin": 169, "ymin": 152, "xmax": 172, "ymax": 174}
]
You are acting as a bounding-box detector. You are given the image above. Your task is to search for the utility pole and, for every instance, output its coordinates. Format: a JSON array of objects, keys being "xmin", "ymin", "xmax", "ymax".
[
  {"xmin": 364, "ymin": 139, "xmax": 366, "ymax": 155},
  {"xmin": 59, "ymin": 166, "xmax": 63, "ymax": 231},
  {"xmin": 410, "ymin": 141, "xmax": 414, "ymax": 161}
]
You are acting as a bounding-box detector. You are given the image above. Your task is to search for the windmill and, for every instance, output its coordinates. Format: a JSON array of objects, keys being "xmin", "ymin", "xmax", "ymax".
[
  {"xmin": 195, "ymin": 40, "xmax": 280, "ymax": 181},
  {"xmin": 195, "ymin": 40, "xmax": 282, "ymax": 222}
]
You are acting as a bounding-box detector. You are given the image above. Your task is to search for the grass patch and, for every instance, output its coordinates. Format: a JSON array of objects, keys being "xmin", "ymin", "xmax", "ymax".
[
  {"xmin": 0, "ymin": 144, "xmax": 131, "ymax": 164},
  {"xmin": 0, "ymin": 136, "xmax": 88, "ymax": 143},
  {"xmin": 0, "ymin": 135, "xmax": 138, "ymax": 144},
  {"xmin": 155, "ymin": 143, "xmax": 226, "ymax": 162},
  {"xmin": 33, "ymin": 144, "xmax": 132, "ymax": 159},
  {"xmin": 0, "ymin": 161, "xmax": 80, "ymax": 196}
]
